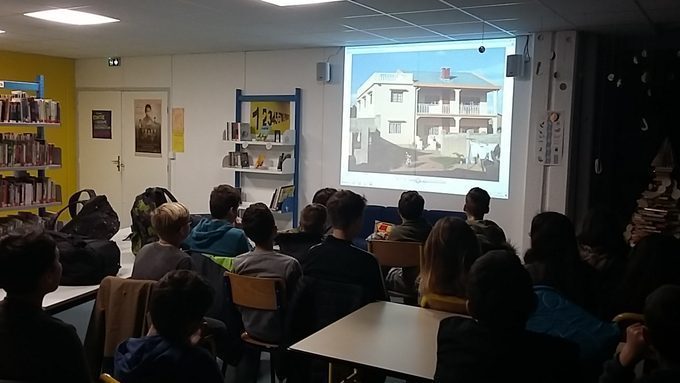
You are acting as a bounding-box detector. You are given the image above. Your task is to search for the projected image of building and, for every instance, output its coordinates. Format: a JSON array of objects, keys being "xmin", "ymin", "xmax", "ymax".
[{"xmin": 350, "ymin": 67, "xmax": 502, "ymax": 181}]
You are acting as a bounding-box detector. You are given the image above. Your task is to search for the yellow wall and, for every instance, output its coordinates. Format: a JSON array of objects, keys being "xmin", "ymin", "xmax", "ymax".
[{"xmin": 0, "ymin": 50, "xmax": 76, "ymax": 216}]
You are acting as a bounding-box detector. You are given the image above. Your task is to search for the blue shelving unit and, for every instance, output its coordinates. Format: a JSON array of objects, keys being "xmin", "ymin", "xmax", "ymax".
[
  {"xmin": 0, "ymin": 75, "xmax": 62, "ymax": 215},
  {"xmin": 234, "ymin": 88, "xmax": 302, "ymax": 226}
]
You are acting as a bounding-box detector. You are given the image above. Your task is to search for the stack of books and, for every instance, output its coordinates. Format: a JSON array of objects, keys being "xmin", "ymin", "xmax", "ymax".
[
  {"xmin": 0, "ymin": 133, "xmax": 58, "ymax": 167},
  {"xmin": 269, "ymin": 185, "xmax": 295, "ymax": 211},
  {"xmin": 0, "ymin": 176, "xmax": 59, "ymax": 207},
  {"xmin": 225, "ymin": 122, "xmax": 252, "ymax": 141},
  {"xmin": 0, "ymin": 211, "xmax": 55, "ymax": 236},
  {"xmin": 226, "ymin": 151, "xmax": 250, "ymax": 168},
  {"xmin": 0, "ymin": 91, "xmax": 61, "ymax": 123},
  {"xmin": 628, "ymin": 166, "xmax": 680, "ymax": 243}
]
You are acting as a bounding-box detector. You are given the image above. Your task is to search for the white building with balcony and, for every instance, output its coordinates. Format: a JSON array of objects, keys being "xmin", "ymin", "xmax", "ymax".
[{"xmin": 353, "ymin": 68, "xmax": 501, "ymax": 150}]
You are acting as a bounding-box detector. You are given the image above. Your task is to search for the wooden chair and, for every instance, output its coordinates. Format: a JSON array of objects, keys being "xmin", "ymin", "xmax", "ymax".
[
  {"xmin": 99, "ymin": 373, "xmax": 120, "ymax": 383},
  {"xmin": 420, "ymin": 293, "xmax": 469, "ymax": 315},
  {"xmin": 225, "ymin": 272, "xmax": 286, "ymax": 383},
  {"xmin": 368, "ymin": 240, "xmax": 422, "ymax": 305}
]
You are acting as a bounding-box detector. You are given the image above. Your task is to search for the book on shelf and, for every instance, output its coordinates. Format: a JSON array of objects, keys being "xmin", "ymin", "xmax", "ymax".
[
  {"xmin": 0, "ymin": 132, "xmax": 58, "ymax": 167},
  {"xmin": 0, "ymin": 91, "xmax": 61, "ymax": 123},
  {"xmin": 0, "ymin": 175, "xmax": 58, "ymax": 207},
  {"xmin": 239, "ymin": 123, "xmax": 251, "ymax": 141},
  {"xmin": 239, "ymin": 152, "xmax": 250, "ymax": 168},
  {"xmin": 269, "ymin": 184, "xmax": 295, "ymax": 211}
]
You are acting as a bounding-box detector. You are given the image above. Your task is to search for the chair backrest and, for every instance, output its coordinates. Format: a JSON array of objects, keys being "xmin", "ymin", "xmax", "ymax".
[
  {"xmin": 100, "ymin": 373, "xmax": 121, "ymax": 383},
  {"xmin": 225, "ymin": 272, "xmax": 284, "ymax": 311},
  {"xmin": 368, "ymin": 240, "xmax": 422, "ymax": 268},
  {"xmin": 421, "ymin": 293, "xmax": 469, "ymax": 315}
]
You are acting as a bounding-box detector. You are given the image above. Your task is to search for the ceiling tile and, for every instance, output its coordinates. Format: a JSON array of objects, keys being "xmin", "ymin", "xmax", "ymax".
[
  {"xmin": 351, "ymin": 0, "xmax": 445, "ymax": 13},
  {"xmin": 448, "ymin": 0, "xmax": 530, "ymax": 8},
  {"xmin": 395, "ymin": 9, "xmax": 477, "ymax": 25},
  {"xmin": 343, "ymin": 15, "xmax": 409, "ymax": 29},
  {"xmin": 426, "ymin": 21, "xmax": 485, "ymax": 34},
  {"xmin": 370, "ymin": 26, "xmax": 441, "ymax": 38}
]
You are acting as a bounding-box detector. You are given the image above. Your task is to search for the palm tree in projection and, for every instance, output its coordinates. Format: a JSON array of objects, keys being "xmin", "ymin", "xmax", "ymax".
[{"xmin": 626, "ymin": 139, "xmax": 680, "ymax": 244}]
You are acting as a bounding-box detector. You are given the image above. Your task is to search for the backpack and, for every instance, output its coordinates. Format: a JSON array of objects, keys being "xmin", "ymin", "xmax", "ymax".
[
  {"xmin": 130, "ymin": 187, "xmax": 177, "ymax": 254},
  {"xmin": 50, "ymin": 189, "xmax": 120, "ymax": 240},
  {"xmin": 49, "ymin": 231, "xmax": 121, "ymax": 286}
]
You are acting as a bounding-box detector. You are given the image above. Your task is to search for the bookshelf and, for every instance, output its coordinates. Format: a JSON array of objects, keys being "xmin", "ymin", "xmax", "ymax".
[
  {"xmin": 0, "ymin": 75, "xmax": 63, "ymax": 216},
  {"xmin": 227, "ymin": 88, "xmax": 302, "ymax": 226}
]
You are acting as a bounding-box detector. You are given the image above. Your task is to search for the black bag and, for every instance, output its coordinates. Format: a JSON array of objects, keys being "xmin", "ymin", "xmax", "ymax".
[
  {"xmin": 50, "ymin": 231, "xmax": 121, "ymax": 286},
  {"xmin": 51, "ymin": 189, "xmax": 120, "ymax": 240},
  {"xmin": 130, "ymin": 187, "xmax": 178, "ymax": 254}
]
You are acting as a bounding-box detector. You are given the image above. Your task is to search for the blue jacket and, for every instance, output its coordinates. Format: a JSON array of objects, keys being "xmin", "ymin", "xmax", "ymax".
[
  {"xmin": 114, "ymin": 335, "xmax": 222, "ymax": 383},
  {"xmin": 183, "ymin": 218, "xmax": 249, "ymax": 257},
  {"xmin": 526, "ymin": 285, "xmax": 620, "ymax": 367}
]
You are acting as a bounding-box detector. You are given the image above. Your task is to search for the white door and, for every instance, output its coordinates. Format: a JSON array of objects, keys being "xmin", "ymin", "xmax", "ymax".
[
  {"xmin": 77, "ymin": 91, "xmax": 124, "ymax": 220},
  {"xmin": 78, "ymin": 91, "xmax": 169, "ymax": 228}
]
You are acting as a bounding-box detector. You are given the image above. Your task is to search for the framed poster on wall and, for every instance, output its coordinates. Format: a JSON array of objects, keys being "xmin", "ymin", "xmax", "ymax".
[
  {"xmin": 134, "ymin": 99, "xmax": 162, "ymax": 156},
  {"xmin": 92, "ymin": 110, "xmax": 112, "ymax": 139}
]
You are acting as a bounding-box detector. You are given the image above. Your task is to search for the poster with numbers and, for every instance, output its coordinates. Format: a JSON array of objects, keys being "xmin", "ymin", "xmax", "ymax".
[{"xmin": 249, "ymin": 101, "xmax": 291, "ymax": 137}]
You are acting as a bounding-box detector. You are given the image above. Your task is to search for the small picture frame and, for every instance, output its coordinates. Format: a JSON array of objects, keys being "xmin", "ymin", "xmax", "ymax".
[{"xmin": 274, "ymin": 130, "xmax": 281, "ymax": 143}]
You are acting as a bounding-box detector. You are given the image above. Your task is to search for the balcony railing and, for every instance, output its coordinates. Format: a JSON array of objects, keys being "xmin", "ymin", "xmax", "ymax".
[
  {"xmin": 460, "ymin": 104, "xmax": 481, "ymax": 115},
  {"xmin": 417, "ymin": 103, "xmax": 452, "ymax": 115}
]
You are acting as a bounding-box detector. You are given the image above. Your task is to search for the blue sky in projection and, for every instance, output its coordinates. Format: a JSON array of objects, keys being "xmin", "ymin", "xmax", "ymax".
[{"xmin": 351, "ymin": 46, "xmax": 507, "ymax": 113}]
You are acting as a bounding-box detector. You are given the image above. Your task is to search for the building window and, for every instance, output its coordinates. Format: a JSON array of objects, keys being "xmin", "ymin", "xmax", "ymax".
[
  {"xmin": 390, "ymin": 90, "xmax": 404, "ymax": 103},
  {"xmin": 429, "ymin": 127, "xmax": 440, "ymax": 135},
  {"xmin": 369, "ymin": 92, "xmax": 373, "ymax": 104},
  {"xmin": 389, "ymin": 121, "xmax": 403, "ymax": 134}
]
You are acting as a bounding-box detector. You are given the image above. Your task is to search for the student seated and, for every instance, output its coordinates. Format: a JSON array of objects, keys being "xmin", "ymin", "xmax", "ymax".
[
  {"xmin": 183, "ymin": 184, "xmax": 249, "ymax": 258},
  {"xmin": 435, "ymin": 250, "xmax": 580, "ymax": 383},
  {"xmin": 384, "ymin": 190, "xmax": 432, "ymax": 294},
  {"xmin": 0, "ymin": 230, "xmax": 90, "ymax": 383},
  {"xmin": 600, "ymin": 284, "xmax": 680, "ymax": 383},
  {"xmin": 524, "ymin": 211, "xmax": 597, "ymax": 312},
  {"xmin": 303, "ymin": 190, "xmax": 387, "ymax": 302},
  {"xmin": 419, "ymin": 217, "xmax": 481, "ymax": 313},
  {"xmin": 464, "ymin": 187, "xmax": 508, "ymax": 249},
  {"xmin": 114, "ymin": 270, "xmax": 222, "ymax": 383},
  {"xmin": 132, "ymin": 202, "xmax": 192, "ymax": 280},
  {"xmin": 524, "ymin": 212, "xmax": 619, "ymax": 380},
  {"xmin": 233, "ymin": 203, "xmax": 302, "ymax": 342},
  {"xmin": 311, "ymin": 187, "xmax": 337, "ymax": 207},
  {"xmin": 275, "ymin": 203, "xmax": 327, "ymax": 263},
  {"xmin": 313, "ymin": 187, "xmax": 337, "ymax": 233}
]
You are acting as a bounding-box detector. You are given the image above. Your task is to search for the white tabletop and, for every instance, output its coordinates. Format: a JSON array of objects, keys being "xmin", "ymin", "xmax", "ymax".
[
  {"xmin": 0, "ymin": 227, "xmax": 135, "ymax": 313},
  {"xmin": 289, "ymin": 301, "xmax": 456, "ymax": 380}
]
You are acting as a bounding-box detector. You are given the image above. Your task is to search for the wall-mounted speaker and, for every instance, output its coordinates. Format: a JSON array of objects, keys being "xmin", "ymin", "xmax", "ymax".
[{"xmin": 317, "ymin": 62, "xmax": 331, "ymax": 82}]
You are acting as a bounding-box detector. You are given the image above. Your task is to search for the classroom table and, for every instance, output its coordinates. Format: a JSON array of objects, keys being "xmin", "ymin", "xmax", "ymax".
[
  {"xmin": 289, "ymin": 301, "xmax": 456, "ymax": 382},
  {"xmin": 0, "ymin": 227, "xmax": 135, "ymax": 315}
]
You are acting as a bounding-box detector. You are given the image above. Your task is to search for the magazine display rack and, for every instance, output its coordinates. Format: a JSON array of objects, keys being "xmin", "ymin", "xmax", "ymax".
[
  {"xmin": 0, "ymin": 75, "xmax": 63, "ymax": 217},
  {"xmin": 224, "ymin": 88, "xmax": 301, "ymax": 226}
]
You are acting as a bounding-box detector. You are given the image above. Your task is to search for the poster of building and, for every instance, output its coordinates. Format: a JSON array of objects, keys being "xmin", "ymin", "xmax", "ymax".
[
  {"xmin": 92, "ymin": 110, "xmax": 112, "ymax": 139},
  {"xmin": 134, "ymin": 99, "xmax": 162, "ymax": 155}
]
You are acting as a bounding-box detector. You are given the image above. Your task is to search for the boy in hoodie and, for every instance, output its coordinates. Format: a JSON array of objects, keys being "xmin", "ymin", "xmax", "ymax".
[
  {"xmin": 114, "ymin": 270, "xmax": 222, "ymax": 383},
  {"xmin": 183, "ymin": 184, "xmax": 249, "ymax": 258}
]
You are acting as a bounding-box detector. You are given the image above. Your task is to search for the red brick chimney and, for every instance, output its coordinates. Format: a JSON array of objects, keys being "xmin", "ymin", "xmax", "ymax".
[{"xmin": 440, "ymin": 67, "xmax": 451, "ymax": 79}]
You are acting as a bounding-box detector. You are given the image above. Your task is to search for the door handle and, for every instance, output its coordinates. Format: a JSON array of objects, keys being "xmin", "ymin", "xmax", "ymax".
[{"xmin": 112, "ymin": 155, "xmax": 121, "ymax": 172}]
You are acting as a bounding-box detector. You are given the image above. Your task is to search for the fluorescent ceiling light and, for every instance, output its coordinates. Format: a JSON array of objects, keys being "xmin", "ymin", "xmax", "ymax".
[
  {"xmin": 260, "ymin": 0, "xmax": 343, "ymax": 6},
  {"xmin": 24, "ymin": 9, "xmax": 119, "ymax": 25},
  {"xmin": 0, "ymin": 30, "xmax": 5, "ymax": 34}
]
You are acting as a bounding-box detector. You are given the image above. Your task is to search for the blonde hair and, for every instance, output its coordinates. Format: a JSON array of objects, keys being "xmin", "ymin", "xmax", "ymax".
[{"xmin": 151, "ymin": 202, "xmax": 190, "ymax": 240}]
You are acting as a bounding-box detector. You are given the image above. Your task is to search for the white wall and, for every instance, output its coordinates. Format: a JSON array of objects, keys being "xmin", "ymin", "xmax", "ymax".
[{"xmin": 75, "ymin": 33, "xmax": 577, "ymax": 252}]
